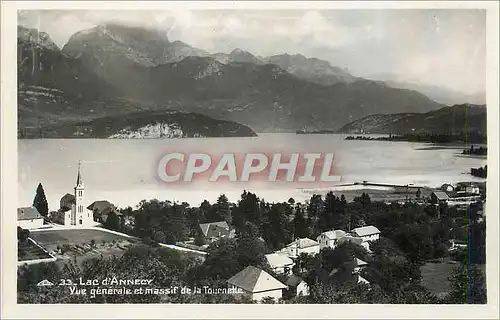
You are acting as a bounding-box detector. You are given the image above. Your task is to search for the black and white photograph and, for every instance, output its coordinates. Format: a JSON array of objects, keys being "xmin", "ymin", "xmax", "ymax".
[{"xmin": 1, "ymin": 1, "xmax": 499, "ymax": 318}]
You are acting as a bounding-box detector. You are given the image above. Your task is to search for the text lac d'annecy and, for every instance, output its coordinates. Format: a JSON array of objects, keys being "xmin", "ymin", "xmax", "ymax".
[{"xmin": 157, "ymin": 152, "xmax": 341, "ymax": 183}]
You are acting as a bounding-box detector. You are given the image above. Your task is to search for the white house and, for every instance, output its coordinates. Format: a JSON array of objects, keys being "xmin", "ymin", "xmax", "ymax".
[
  {"xmin": 441, "ymin": 184, "xmax": 454, "ymax": 192},
  {"xmin": 227, "ymin": 266, "xmax": 287, "ymax": 302},
  {"xmin": 283, "ymin": 238, "xmax": 320, "ymax": 258},
  {"xmin": 456, "ymin": 182, "xmax": 480, "ymax": 195},
  {"xmin": 286, "ymin": 275, "xmax": 309, "ymax": 297},
  {"xmin": 265, "ymin": 253, "xmax": 294, "ymax": 275},
  {"xmin": 316, "ymin": 230, "xmax": 347, "ymax": 250},
  {"xmin": 352, "ymin": 226, "xmax": 380, "ymax": 243},
  {"xmin": 17, "ymin": 207, "xmax": 44, "ymax": 230}
]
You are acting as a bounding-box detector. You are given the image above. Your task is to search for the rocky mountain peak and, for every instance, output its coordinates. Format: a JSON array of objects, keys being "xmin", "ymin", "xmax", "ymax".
[{"xmin": 17, "ymin": 25, "xmax": 59, "ymax": 51}]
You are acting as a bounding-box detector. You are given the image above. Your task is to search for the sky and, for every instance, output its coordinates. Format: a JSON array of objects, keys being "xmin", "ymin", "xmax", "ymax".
[{"xmin": 18, "ymin": 9, "xmax": 486, "ymax": 95}]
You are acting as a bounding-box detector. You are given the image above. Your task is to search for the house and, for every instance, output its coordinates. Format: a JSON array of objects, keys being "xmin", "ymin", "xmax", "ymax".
[
  {"xmin": 265, "ymin": 253, "xmax": 294, "ymax": 275},
  {"xmin": 431, "ymin": 191, "xmax": 449, "ymax": 204},
  {"xmin": 316, "ymin": 229, "xmax": 347, "ymax": 250},
  {"xmin": 87, "ymin": 200, "xmax": 122, "ymax": 224},
  {"xmin": 440, "ymin": 184, "xmax": 455, "ymax": 192},
  {"xmin": 199, "ymin": 221, "xmax": 233, "ymax": 241},
  {"xmin": 283, "ymin": 238, "xmax": 320, "ymax": 258},
  {"xmin": 286, "ymin": 275, "xmax": 309, "ymax": 297},
  {"xmin": 456, "ymin": 182, "xmax": 480, "ymax": 195},
  {"xmin": 227, "ymin": 266, "xmax": 287, "ymax": 302},
  {"xmin": 352, "ymin": 226, "xmax": 380, "ymax": 243},
  {"xmin": 17, "ymin": 207, "xmax": 44, "ymax": 230}
]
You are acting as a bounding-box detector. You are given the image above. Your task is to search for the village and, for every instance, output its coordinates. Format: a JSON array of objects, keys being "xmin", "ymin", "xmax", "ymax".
[{"xmin": 17, "ymin": 162, "xmax": 486, "ymax": 303}]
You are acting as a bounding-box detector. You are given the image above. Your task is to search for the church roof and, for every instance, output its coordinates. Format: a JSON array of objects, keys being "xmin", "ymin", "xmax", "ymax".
[{"xmin": 61, "ymin": 193, "xmax": 75, "ymax": 204}]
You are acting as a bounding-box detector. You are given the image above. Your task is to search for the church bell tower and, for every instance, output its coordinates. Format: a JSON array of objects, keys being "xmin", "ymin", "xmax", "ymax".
[{"xmin": 73, "ymin": 161, "xmax": 90, "ymax": 225}]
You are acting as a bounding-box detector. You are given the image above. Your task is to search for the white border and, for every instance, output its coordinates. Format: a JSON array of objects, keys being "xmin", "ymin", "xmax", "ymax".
[{"xmin": 2, "ymin": 1, "xmax": 499, "ymax": 319}]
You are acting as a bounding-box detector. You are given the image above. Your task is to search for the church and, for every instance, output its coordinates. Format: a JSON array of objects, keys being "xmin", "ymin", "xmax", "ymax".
[{"xmin": 54, "ymin": 162, "xmax": 94, "ymax": 226}]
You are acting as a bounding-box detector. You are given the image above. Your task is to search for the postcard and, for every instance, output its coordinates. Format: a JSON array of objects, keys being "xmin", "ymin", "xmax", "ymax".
[{"xmin": 1, "ymin": 1, "xmax": 499, "ymax": 319}]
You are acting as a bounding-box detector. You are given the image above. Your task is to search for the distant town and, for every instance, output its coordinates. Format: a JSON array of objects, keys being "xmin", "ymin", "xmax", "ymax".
[{"xmin": 17, "ymin": 163, "xmax": 486, "ymax": 304}]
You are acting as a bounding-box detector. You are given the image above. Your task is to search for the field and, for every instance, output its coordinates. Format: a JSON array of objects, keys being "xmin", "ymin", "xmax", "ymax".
[
  {"xmin": 18, "ymin": 239, "xmax": 53, "ymax": 261},
  {"xmin": 420, "ymin": 259, "xmax": 487, "ymax": 297},
  {"xmin": 30, "ymin": 228, "xmax": 132, "ymax": 249},
  {"xmin": 29, "ymin": 228, "xmax": 138, "ymax": 266},
  {"xmin": 420, "ymin": 260, "xmax": 457, "ymax": 296}
]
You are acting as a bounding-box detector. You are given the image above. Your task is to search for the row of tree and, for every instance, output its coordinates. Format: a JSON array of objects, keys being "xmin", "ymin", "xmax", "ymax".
[{"xmin": 471, "ymin": 165, "xmax": 487, "ymax": 178}]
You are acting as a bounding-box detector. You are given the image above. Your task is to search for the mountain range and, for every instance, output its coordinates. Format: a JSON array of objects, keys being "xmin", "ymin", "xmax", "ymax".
[
  {"xmin": 337, "ymin": 104, "xmax": 487, "ymax": 135},
  {"xmin": 18, "ymin": 23, "xmax": 460, "ymax": 136},
  {"xmin": 366, "ymin": 73, "xmax": 486, "ymax": 106}
]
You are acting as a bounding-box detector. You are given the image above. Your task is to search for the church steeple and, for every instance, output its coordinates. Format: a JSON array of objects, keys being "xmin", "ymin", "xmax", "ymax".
[{"xmin": 76, "ymin": 161, "xmax": 84, "ymax": 188}]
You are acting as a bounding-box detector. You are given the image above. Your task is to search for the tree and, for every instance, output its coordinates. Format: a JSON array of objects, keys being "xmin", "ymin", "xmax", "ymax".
[
  {"xmin": 104, "ymin": 212, "xmax": 120, "ymax": 231},
  {"xmin": 293, "ymin": 207, "xmax": 309, "ymax": 239},
  {"xmin": 194, "ymin": 231, "xmax": 206, "ymax": 246},
  {"xmin": 33, "ymin": 183, "xmax": 49, "ymax": 217},
  {"xmin": 307, "ymin": 194, "xmax": 324, "ymax": 222},
  {"xmin": 446, "ymin": 263, "xmax": 486, "ymax": 304},
  {"xmin": 394, "ymin": 224, "xmax": 433, "ymax": 264},
  {"xmin": 261, "ymin": 296, "xmax": 276, "ymax": 304},
  {"xmin": 196, "ymin": 239, "xmax": 241, "ymax": 280},
  {"xmin": 236, "ymin": 222, "xmax": 267, "ymax": 268},
  {"xmin": 365, "ymin": 238, "xmax": 422, "ymax": 295},
  {"xmin": 261, "ymin": 203, "xmax": 292, "ymax": 251},
  {"xmin": 213, "ymin": 194, "xmax": 232, "ymax": 224},
  {"xmin": 17, "ymin": 226, "xmax": 30, "ymax": 243},
  {"xmin": 233, "ymin": 191, "xmax": 261, "ymax": 230}
]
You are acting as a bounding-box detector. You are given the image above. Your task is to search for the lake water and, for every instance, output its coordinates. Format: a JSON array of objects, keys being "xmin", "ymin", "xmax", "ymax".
[{"xmin": 18, "ymin": 134, "xmax": 487, "ymax": 210}]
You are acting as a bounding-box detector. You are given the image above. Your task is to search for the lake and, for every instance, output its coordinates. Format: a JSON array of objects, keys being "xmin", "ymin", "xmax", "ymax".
[{"xmin": 18, "ymin": 134, "xmax": 487, "ymax": 210}]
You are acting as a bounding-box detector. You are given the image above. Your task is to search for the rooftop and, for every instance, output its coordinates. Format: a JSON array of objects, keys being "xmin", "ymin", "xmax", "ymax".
[
  {"xmin": 356, "ymin": 258, "xmax": 368, "ymax": 267},
  {"xmin": 433, "ymin": 191, "xmax": 450, "ymax": 201},
  {"xmin": 265, "ymin": 253, "xmax": 294, "ymax": 268},
  {"xmin": 227, "ymin": 266, "xmax": 287, "ymax": 293},
  {"xmin": 87, "ymin": 200, "xmax": 116, "ymax": 215},
  {"xmin": 17, "ymin": 207, "xmax": 43, "ymax": 221},
  {"xmin": 286, "ymin": 238, "xmax": 319, "ymax": 249},
  {"xmin": 286, "ymin": 274, "xmax": 304, "ymax": 287},
  {"xmin": 352, "ymin": 225, "xmax": 381, "ymax": 237},
  {"xmin": 320, "ymin": 229, "xmax": 347, "ymax": 240},
  {"xmin": 199, "ymin": 221, "xmax": 230, "ymax": 237}
]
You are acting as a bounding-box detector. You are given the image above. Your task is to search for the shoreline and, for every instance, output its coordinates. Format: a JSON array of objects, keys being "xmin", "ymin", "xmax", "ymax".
[{"xmin": 23, "ymin": 180, "xmax": 487, "ymax": 212}]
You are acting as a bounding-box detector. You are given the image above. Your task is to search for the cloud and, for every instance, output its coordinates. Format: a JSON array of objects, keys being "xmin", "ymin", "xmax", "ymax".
[{"xmin": 17, "ymin": 9, "xmax": 486, "ymax": 94}]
